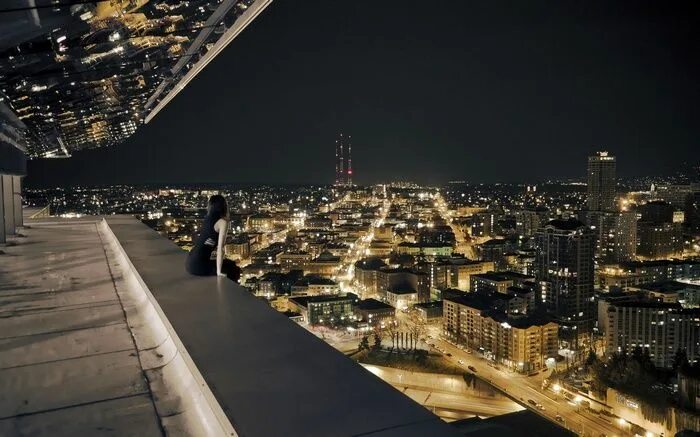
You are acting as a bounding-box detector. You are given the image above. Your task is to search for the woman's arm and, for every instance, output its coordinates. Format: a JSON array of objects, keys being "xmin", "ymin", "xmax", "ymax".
[{"xmin": 214, "ymin": 218, "xmax": 228, "ymax": 276}]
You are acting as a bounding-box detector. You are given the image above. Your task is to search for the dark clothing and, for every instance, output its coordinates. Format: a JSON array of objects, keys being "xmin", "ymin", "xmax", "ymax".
[{"xmin": 186, "ymin": 214, "xmax": 240, "ymax": 282}]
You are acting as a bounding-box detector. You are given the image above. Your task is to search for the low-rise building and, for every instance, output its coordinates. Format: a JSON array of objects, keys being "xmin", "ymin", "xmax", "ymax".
[
  {"xmin": 291, "ymin": 275, "xmax": 340, "ymax": 295},
  {"xmin": 355, "ymin": 298, "xmax": 395, "ymax": 326},
  {"xmin": 385, "ymin": 289, "xmax": 419, "ymax": 310},
  {"xmin": 413, "ymin": 301, "xmax": 444, "ymax": 324},
  {"xmin": 306, "ymin": 251, "xmax": 342, "ymax": 278},
  {"xmin": 470, "ymin": 271, "xmax": 535, "ymax": 295},
  {"xmin": 416, "ymin": 258, "xmax": 494, "ymax": 291},
  {"xmin": 247, "ymin": 213, "xmax": 275, "ymax": 232},
  {"xmin": 443, "ymin": 294, "xmax": 558, "ymax": 373},
  {"xmin": 599, "ymin": 260, "xmax": 700, "ymax": 292},
  {"xmin": 630, "ymin": 281, "xmax": 700, "ymax": 308},
  {"xmin": 255, "ymin": 270, "xmax": 304, "ymax": 299},
  {"xmin": 278, "ymin": 250, "xmax": 312, "ymax": 272},
  {"xmin": 288, "ymin": 295, "xmax": 355, "ymax": 325},
  {"xmin": 354, "ymin": 257, "xmax": 388, "ymax": 299},
  {"xmin": 377, "ymin": 267, "xmax": 430, "ymax": 304},
  {"xmin": 478, "ymin": 238, "xmax": 519, "ymax": 271},
  {"xmin": 225, "ymin": 235, "xmax": 251, "ymax": 260},
  {"xmin": 395, "ymin": 242, "xmax": 453, "ymax": 259}
]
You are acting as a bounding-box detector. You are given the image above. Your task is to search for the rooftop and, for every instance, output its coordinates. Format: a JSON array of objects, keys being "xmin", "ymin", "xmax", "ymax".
[
  {"xmin": 472, "ymin": 271, "xmax": 534, "ymax": 282},
  {"xmin": 0, "ymin": 219, "xmax": 162, "ymax": 435},
  {"xmin": 0, "ymin": 215, "xmax": 459, "ymax": 436},
  {"xmin": 636, "ymin": 280, "xmax": 700, "ymax": 294},
  {"xmin": 415, "ymin": 300, "xmax": 444, "ymax": 309},
  {"xmin": 544, "ymin": 218, "xmax": 585, "ymax": 231},
  {"xmin": 356, "ymin": 298, "xmax": 394, "ymax": 311},
  {"xmin": 288, "ymin": 294, "xmax": 353, "ymax": 307}
]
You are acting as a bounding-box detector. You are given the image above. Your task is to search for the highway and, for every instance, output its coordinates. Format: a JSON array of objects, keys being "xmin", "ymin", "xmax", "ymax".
[
  {"xmin": 428, "ymin": 334, "xmax": 632, "ymax": 437},
  {"xmin": 361, "ymin": 364, "xmax": 523, "ymax": 421}
]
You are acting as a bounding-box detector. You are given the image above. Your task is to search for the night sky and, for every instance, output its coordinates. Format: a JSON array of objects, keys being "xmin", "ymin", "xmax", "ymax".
[{"xmin": 27, "ymin": 1, "xmax": 700, "ymax": 187}]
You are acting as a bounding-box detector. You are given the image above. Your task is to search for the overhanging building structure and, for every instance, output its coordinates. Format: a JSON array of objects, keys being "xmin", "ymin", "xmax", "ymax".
[{"xmin": 0, "ymin": 0, "xmax": 272, "ymax": 242}]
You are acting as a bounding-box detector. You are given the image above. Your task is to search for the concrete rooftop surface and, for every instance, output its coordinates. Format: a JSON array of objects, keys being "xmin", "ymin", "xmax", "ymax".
[
  {"xmin": 0, "ymin": 216, "xmax": 461, "ymax": 437},
  {"xmin": 0, "ymin": 220, "xmax": 163, "ymax": 436}
]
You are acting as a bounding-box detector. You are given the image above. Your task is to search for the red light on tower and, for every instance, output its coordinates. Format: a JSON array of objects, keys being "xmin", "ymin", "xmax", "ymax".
[{"xmin": 347, "ymin": 134, "xmax": 352, "ymax": 185}]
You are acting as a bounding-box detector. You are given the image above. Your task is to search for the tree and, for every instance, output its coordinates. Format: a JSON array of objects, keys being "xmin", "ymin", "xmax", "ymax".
[
  {"xmin": 673, "ymin": 348, "xmax": 689, "ymax": 372},
  {"xmin": 386, "ymin": 320, "xmax": 400, "ymax": 352},
  {"xmin": 415, "ymin": 349, "xmax": 428, "ymax": 364},
  {"xmin": 372, "ymin": 325, "xmax": 384, "ymax": 352},
  {"xmin": 406, "ymin": 311, "xmax": 427, "ymax": 352},
  {"xmin": 359, "ymin": 335, "xmax": 370, "ymax": 352},
  {"xmin": 585, "ymin": 350, "xmax": 598, "ymax": 367}
]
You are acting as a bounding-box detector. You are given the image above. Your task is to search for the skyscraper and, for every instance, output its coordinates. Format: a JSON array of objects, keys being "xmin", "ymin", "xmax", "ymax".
[
  {"xmin": 582, "ymin": 151, "xmax": 636, "ymax": 264},
  {"xmin": 334, "ymin": 133, "xmax": 353, "ymax": 186},
  {"xmin": 587, "ymin": 151, "xmax": 617, "ymax": 212},
  {"xmin": 584, "ymin": 210, "xmax": 637, "ymax": 264},
  {"xmin": 535, "ymin": 218, "xmax": 595, "ymax": 334}
]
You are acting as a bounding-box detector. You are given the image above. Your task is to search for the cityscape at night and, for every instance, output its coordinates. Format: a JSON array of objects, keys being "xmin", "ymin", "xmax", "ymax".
[{"xmin": 1, "ymin": 1, "xmax": 700, "ymax": 437}]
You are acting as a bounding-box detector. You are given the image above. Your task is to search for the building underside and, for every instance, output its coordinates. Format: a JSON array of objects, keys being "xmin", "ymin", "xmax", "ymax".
[{"xmin": 0, "ymin": 0, "xmax": 271, "ymax": 165}]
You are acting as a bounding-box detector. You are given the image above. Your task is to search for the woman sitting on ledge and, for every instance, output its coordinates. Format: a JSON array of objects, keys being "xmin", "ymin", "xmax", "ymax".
[{"xmin": 186, "ymin": 194, "xmax": 240, "ymax": 282}]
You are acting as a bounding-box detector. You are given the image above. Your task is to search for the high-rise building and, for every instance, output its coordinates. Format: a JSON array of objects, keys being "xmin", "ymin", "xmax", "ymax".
[
  {"xmin": 334, "ymin": 133, "xmax": 353, "ymax": 185},
  {"xmin": 587, "ymin": 151, "xmax": 617, "ymax": 212},
  {"xmin": 639, "ymin": 201, "xmax": 675, "ymax": 223},
  {"xmin": 583, "ymin": 151, "xmax": 636, "ymax": 263},
  {"xmin": 535, "ymin": 218, "xmax": 595, "ymax": 332},
  {"xmin": 582, "ymin": 210, "xmax": 637, "ymax": 264},
  {"xmin": 604, "ymin": 300, "xmax": 700, "ymax": 368},
  {"xmin": 637, "ymin": 201, "xmax": 683, "ymax": 259},
  {"xmin": 685, "ymin": 191, "xmax": 700, "ymax": 233}
]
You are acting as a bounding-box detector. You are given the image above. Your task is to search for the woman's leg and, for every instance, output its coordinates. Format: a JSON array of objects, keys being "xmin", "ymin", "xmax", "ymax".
[{"xmin": 221, "ymin": 259, "xmax": 241, "ymax": 282}]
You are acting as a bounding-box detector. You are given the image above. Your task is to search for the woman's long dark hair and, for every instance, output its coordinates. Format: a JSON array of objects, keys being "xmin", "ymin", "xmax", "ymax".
[{"xmin": 207, "ymin": 195, "xmax": 228, "ymax": 221}]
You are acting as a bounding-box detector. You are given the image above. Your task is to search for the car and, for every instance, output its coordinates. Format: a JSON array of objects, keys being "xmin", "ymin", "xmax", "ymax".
[
  {"xmin": 457, "ymin": 359, "xmax": 465, "ymax": 365},
  {"xmin": 537, "ymin": 404, "xmax": 545, "ymax": 411},
  {"xmin": 527, "ymin": 399, "xmax": 537, "ymax": 406},
  {"xmin": 555, "ymin": 415, "xmax": 563, "ymax": 423},
  {"xmin": 468, "ymin": 365, "xmax": 477, "ymax": 372},
  {"xmin": 466, "ymin": 349, "xmax": 472, "ymax": 354}
]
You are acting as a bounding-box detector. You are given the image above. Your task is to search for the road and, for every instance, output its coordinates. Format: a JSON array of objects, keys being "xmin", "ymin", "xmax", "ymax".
[
  {"xmin": 434, "ymin": 193, "xmax": 478, "ymax": 259},
  {"xmin": 428, "ymin": 334, "xmax": 632, "ymax": 436},
  {"xmin": 319, "ymin": 309, "xmax": 631, "ymax": 433},
  {"xmin": 361, "ymin": 364, "xmax": 523, "ymax": 421},
  {"xmin": 335, "ymin": 197, "xmax": 390, "ymax": 290}
]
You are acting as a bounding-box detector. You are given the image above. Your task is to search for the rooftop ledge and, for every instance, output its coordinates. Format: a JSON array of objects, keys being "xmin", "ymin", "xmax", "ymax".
[{"xmin": 0, "ymin": 215, "xmax": 459, "ymax": 437}]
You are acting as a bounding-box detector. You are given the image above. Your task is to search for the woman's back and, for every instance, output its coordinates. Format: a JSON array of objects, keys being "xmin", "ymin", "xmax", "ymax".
[{"xmin": 186, "ymin": 214, "xmax": 219, "ymax": 275}]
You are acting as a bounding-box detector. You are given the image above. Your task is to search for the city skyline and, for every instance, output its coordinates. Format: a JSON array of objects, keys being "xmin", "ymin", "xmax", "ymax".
[
  {"xmin": 2, "ymin": 2, "xmax": 700, "ymax": 437},
  {"xmin": 23, "ymin": 0, "xmax": 700, "ymax": 187}
]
